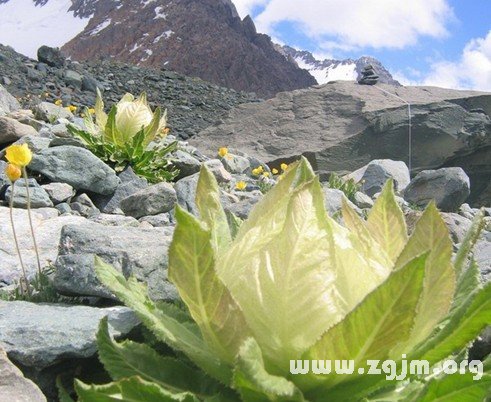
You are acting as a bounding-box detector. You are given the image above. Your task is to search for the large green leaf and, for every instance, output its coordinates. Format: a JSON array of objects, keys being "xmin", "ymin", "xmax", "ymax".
[
  {"xmin": 96, "ymin": 317, "xmax": 232, "ymax": 399},
  {"xmin": 303, "ymin": 253, "xmax": 427, "ymax": 394},
  {"xmin": 195, "ymin": 166, "xmax": 232, "ymax": 253},
  {"xmin": 366, "ymin": 180, "xmax": 408, "ymax": 263},
  {"xmin": 75, "ymin": 377, "xmax": 200, "ymax": 402},
  {"xmin": 417, "ymin": 372, "xmax": 491, "ymax": 402},
  {"xmin": 94, "ymin": 257, "xmax": 232, "ymax": 384},
  {"xmin": 104, "ymin": 105, "xmax": 124, "ymax": 146},
  {"xmin": 233, "ymin": 338, "xmax": 306, "ymax": 402},
  {"xmin": 143, "ymin": 106, "xmax": 163, "ymax": 146},
  {"xmin": 168, "ymin": 206, "xmax": 250, "ymax": 363},
  {"xmin": 393, "ymin": 203, "xmax": 455, "ymax": 353},
  {"xmin": 95, "ymin": 88, "xmax": 108, "ymax": 130}
]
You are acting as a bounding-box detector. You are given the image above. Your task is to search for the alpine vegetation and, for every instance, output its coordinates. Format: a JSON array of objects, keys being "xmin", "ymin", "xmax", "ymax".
[
  {"xmin": 68, "ymin": 90, "xmax": 177, "ymax": 183},
  {"xmin": 71, "ymin": 158, "xmax": 491, "ymax": 401}
]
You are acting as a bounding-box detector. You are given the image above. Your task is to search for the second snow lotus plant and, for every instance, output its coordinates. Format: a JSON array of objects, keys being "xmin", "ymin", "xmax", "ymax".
[
  {"xmin": 73, "ymin": 158, "xmax": 490, "ymax": 401},
  {"xmin": 68, "ymin": 90, "xmax": 177, "ymax": 183}
]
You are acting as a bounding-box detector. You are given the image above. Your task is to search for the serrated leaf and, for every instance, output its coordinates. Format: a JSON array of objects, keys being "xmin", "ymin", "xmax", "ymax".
[
  {"xmin": 94, "ymin": 257, "xmax": 232, "ymax": 384},
  {"xmin": 168, "ymin": 206, "xmax": 250, "ymax": 363},
  {"xmin": 418, "ymin": 372, "xmax": 491, "ymax": 402},
  {"xmin": 75, "ymin": 377, "xmax": 200, "ymax": 402},
  {"xmin": 195, "ymin": 166, "xmax": 232, "ymax": 253},
  {"xmin": 96, "ymin": 317, "xmax": 229, "ymax": 398},
  {"xmin": 226, "ymin": 211, "xmax": 243, "ymax": 239},
  {"xmin": 234, "ymin": 338, "xmax": 306, "ymax": 402},
  {"xmin": 143, "ymin": 106, "xmax": 162, "ymax": 146},
  {"xmin": 366, "ymin": 180, "xmax": 408, "ymax": 263},
  {"xmin": 303, "ymin": 253, "xmax": 427, "ymax": 394},
  {"xmin": 95, "ymin": 88, "xmax": 108, "ymax": 130},
  {"xmin": 393, "ymin": 202, "xmax": 455, "ymax": 352},
  {"xmin": 56, "ymin": 376, "xmax": 75, "ymax": 402}
]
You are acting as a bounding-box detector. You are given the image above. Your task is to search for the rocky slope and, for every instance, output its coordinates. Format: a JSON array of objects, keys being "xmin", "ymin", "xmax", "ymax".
[
  {"xmin": 279, "ymin": 45, "xmax": 400, "ymax": 86},
  {"xmin": 58, "ymin": 0, "xmax": 316, "ymax": 98},
  {"xmin": 0, "ymin": 44, "xmax": 259, "ymax": 139},
  {"xmin": 190, "ymin": 81, "xmax": 491, "ymax": 205}
]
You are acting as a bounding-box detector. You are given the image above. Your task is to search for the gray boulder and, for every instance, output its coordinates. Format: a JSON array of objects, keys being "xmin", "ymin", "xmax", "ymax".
[
  {"xmin": 37, "ymin": 46, "xmax": 65, "ymax": 68},
  {"xmin": 173, "ymin": 150, "xmax": 202, "ymax": 179},
  {"xmin": 221, "ymin": 153, "xmax": 251, "ymax": 174},
  {"xmin": 190, "ymin": 82, "xmax": 491, "ymax": 203},
  {"xmin": 5, "ymin": 179, "xmax": 53, "ymax": 208},
  {"xmin": 0, "ymin": 116, "xmax": 38, "ymax": 144},
  {"xmin": 54, "ymin": 223, "xmax": 178, "ymax": 300},
  {"xmin": 41, "ymin": 182, "xmax": 75, "ymax": 204},
  {"xmin": 0, "ymin": 206, "xmax": 86, "ymax": 284},
  {"xmin": 0, "ymin": 84, "xmax": 20, "ymax": 116},
  {"xmin": 120, "ymin": 182, "xmax": 177, "ymax": 218},
  {"xmin": 175, "ymin": 173, "xmax": 200, "ymax": 215},
  {"xmin": 29, "ymin": 146, "xmax": 120, "ymax": 195},
  {"xmin": 322, "ymin": 187, "xmax": 361, "ymax": 217},
  {"xmin": 404, "ymin": 168, "xmax": 470, "ymax": 212},
  {"xmin": 359, "ymin": 159, "xmax": 410, "ymax": 196},
  {"xmin": 64, "ymin": 70, "xmax": 83, "ymax": 89},
  {"xmin": 0, "ymin": 301, "xmax": 138, "ymax": 369},
  {"xmin": 34, "ymin": 102, "xmax": 72, "ymax": 122},
  {"xmin": 0, "ymin": 347, "xmax": 46, "ymax": 402}
]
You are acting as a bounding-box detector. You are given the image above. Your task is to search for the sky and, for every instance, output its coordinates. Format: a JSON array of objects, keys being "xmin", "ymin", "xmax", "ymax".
[{"xmin": 232, "ymin": 0, "xmax": 491, "ymax": 91}]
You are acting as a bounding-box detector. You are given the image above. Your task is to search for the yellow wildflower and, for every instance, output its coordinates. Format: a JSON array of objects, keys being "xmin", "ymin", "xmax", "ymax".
[
  {"xmin": 252, "ymin": 166, "xmax": 264, "ymax": 176},
  {"xmin": 54, "ymin": 99, "xmax": 62, "ymax": 106},
  {"xmin": 218, "ymin": 147, "xmax": 228, "ymax": 158},
  {"xmin": 272, "ymin": 168, "xmax": 279, "ymax": 175},
  {"xmin": 5, "ymin": 164, "xmax": 21, "ymax": 182},
  {"xmin": 6, "ymin": 144, "xmax": 32, "ymax": 167},
  {"xmin": 281, "ymin": 163, "xmax": 288, "ymax": 171},
  {"xmin": 235, "ymin": 181, "xmax": 247, "ymax": 191},
  {"xmin": 87, "ymin": 108, "xmax": 96, "ymax": 115},
  {"xmin": 68, "ymin": 105, "xmax": 78, "ymax": 113},
  {"xmin": 263, "ymin": 172, "xmax": 270, "ymax": 178}
]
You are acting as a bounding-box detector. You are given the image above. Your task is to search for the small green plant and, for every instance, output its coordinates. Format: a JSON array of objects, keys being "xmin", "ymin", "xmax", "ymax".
[
  {"xmin": 70, "ymin": 158, "xmax": 490, "ymax": 401},
  {"xmin": 68, "ymin": 90, "xmax": 178, "ymax": 183},
  {"xmin": 328, "ymin": 172, "xmax": 360, "ymax": 201}
]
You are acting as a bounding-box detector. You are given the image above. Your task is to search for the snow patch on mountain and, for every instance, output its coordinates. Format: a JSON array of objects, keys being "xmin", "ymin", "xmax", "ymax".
[
  {"xmin": 294, "ymin": 56, "xmax": 357, "ymax": 84},
  {"xmin": 89, "ymin": 18, "xmax": 111, "ymax": 36},
  {"xmin": 0, "ymin": 0, "xmax": 92, "ymax": 58},
  {"xmin": 154, "ymin": 6, "xmax": 166, "ymax": 19}
]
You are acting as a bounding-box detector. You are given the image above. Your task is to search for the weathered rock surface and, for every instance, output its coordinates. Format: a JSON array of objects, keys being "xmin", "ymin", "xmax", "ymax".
[
  {"xmin": 356, "ymin": 159, "xmax": 410, "ymax": 196},
  {"xmin": 0, "ymin": 301, "xmax": 139, "ymax": 369},
  {"xmin": 404, "ymin": 168, "xmax": 470, "ymax": 212},
  {"xmin": 0, "ymin": 347, "xmax": 46, "ymax": 402},
  {"xmin": 0, "ymin": 207, "xmax": 86, "ymax": 284},
  {"xmin": 29, "ymin": 146, "xmax": 120, "ymax": 195},
  {"xmin": 54, "ymin": 223, "xmax": 177, "ymax": 300},
  {"xmin": 322, "ymin": 187, "xmax": 361, "ymax": 217},
  {"xmin": 120, "ymin": 182, "xmax": 177, "ymax": 219},
  {"xmin": 5, "ymin": 179, "xmax": 53, "ymax": 208},
  {"xmin": 0, "ymin": 116, "xmax": 38, "ymax": 144},
  {"xmin": 191, "ymin": 82, "xmax": 490, "ymax": 204},
  {"xmin": 0, "ymin": 83, "xmax": 20, "ymax": 115}
]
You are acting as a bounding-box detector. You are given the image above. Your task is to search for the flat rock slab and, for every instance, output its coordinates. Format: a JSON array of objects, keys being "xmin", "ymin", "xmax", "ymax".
[
  {"xmin": 54, "ymin": 222, "xmax": 178, "ymax": 301},
  {"xmin": 0, "ymin": 347, "xmax": 46, "ymax": 401},
  {"xmin": 0, "ymin": 301, "xmax": 139, "ymax": 369},
  {"xmin": 0, "ymin": 207, "xmax": 87, "ymax": 284}
]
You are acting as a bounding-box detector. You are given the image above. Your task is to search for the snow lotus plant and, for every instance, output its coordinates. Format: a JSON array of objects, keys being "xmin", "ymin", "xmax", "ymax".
[
  {"xmin": 73, "ymin": 158, "xmax": 490, "ymax": 401},
  {"xmin": 68, "ymin": 90, "xmax": 177, "ymax": 182}
]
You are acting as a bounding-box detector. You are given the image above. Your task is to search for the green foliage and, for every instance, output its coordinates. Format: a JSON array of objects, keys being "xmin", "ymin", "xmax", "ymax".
[
  {"xmin": 72, "ymin": 158, "xmax": 490, "ymax": 401},
  {"xmin": 327, "ymin": 172, "xmax": 360, "ymax": 201},
  {"xmin": 68, "ymin": 90, "xmax": 178, "ymax": 183}
]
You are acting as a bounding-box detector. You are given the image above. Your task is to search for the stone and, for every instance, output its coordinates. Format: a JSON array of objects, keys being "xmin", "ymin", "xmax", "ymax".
[
  {"xmin": 175, "ymin": 173, "xmax": 200, "ymax": 215},
  {"xmin": 55, "ymin": 202, "xmax": 72, "ymax": 214},
  {"xmin": 322, "ymin": 187, "xmax": 361, "ymax": 217},
  {"xmin": 221, "ymin": 153, "xmax": 251, "ymax": 174},
  {"xmin": 441, "ymin": 213, "xmax": 472, "ymax": 244},
  {"xmin": 0, "ymin": 84, "xmax": 20, "ymax": 115},
  {"xmin": 459, "ymin": 203, "xmax": 477, "ymax": 220},
  {"xmin": 0, "ymin": 116, "xmax": 38, "ymax": 144},
  {"xmin": 89, "ymin": 213, "xmax": 140, "ymax": 227},
  {"xmin": 120, "ymin": 182, "xmax": 177, "ymax": 219},
  {"xmin": 139, "ymin": 213, "xmax": 175, "ymax": 227},
  {"xmin": 49, "ymin": 123, "xmax": 71, "ymax": 138},
  {"xmin": 34, "ymin": 102, "xmax": 73, "ymax": 122},
  {"xmin": 37, "ymin": 46, "xmax": 65, "ymax": 68},
  {"xmin": 71, "ymin": 193, "xmax": 100, "ymax": 217},
  {"xmin": 353, "ymin": 191, "xmax": 374, "ymax": 208},
  {"xmin": 81, "ymin": 75, "xmax": 103, "ymax": 93},
  {"xmin": 15, "ymin": 135, "xmax": 51, "ymax": 154},
  {"xmin": 92, "ymin": 167, "xmax": 148, "ymax": 214},
  {"xmin": 0, "ymin": 301, "xmax": 139, "ymax": 369},
  {"xmin": 64, "ymin": 70, "xmax": 83, "ymax": 89},
  {"xmin": 359, "ymin": 159, "xmax": 410, "ymax": 196},
  {"xmin": 0, "ymin": 347, "xmax": 46, "ymax": 402},
  {"xmin": 29, "ymin": 146, "xmax": 120, "ymax": 195},
  {"xmin": 204, "ymin": 159, "xmax": 232, "ymax": 183},
  {"xmin": 225, "ymin": 196, "xmax": 260, "ymax": 219},
  {"xmin": 173, "ymin": 150, "xmax": 202, "ymax": 179},
  {"xmin": 41, "ymin": 182, "xmax": 75, "ymax": 204},
  {"xmin": 475, "ymin": 232, "xmax": 491, "ymax": 281},
  {"xmin": 190, "ymin": 82, "xmax": 491, "ymax": 203},
  {"xmin": 0, "ymin": 206, "xmax": 86, "ymax": 284},
  {"xmin": 5, "ymin": 179, "xmax": 54, "ymax": 209},
  {"xmin": 54, "ymin": 223, "xmax": 178, "ymax": 300},
  {"xmin": 404, "ymin": 168, "xmax": 470, "ymax": 212}
]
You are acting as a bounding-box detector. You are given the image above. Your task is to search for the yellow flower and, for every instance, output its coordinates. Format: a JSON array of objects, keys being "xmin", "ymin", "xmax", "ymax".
[
  {"xmin": 5, "ymin": 164, "xmax": 21, "ymax": 182},
  {"xmin": 54, "ymin": 99, "xmax": 63, "ymax": 106},
  {"xmin": 218, "ymin": 147, "xmax": 228, "ymax": 158},
  {"xmin": 235, "ymin": 181, "xmax": 247, "ymax": 191},
  {"xmin": 68, "ymin": 105, "xmax": 78, "ymax": 113},
  {"xmin": 263, "ymin": 172, "xmax": 270, "ymax": 178},
  {"xmin": 87, "ymin": 108, "xmax": 96, "ymax": 115},
  {"xmin": 281, "ymin": 163, "xmax": 288, "ymax": 171},
  {"xmin": 252, "ymin": 166, "xmax": 264, "ymax": 176},
  {"xmin": 272, "ymin": 168, "xmax": 279, "ymax": 175},
  {"xmin": 5, "ymin": 144, "xmax": 32, "ymax": 167}
]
